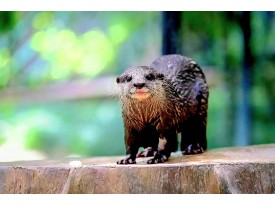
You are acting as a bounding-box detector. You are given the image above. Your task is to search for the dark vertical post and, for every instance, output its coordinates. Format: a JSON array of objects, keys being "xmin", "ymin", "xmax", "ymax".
[
  {"xmin": 235, "ymin": 11, "xmax": 252, "ymax": 146},
  {"xmin": 224, "ymin": 12, "xmax": 238, "ymax": 146},
  {"xmin": 162, "ymin": 11, "xmax": 182, "ymax": 55}
]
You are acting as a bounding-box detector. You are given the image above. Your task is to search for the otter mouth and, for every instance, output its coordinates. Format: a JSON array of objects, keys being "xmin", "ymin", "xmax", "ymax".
[{"xmin": 130, "ymin": 88, "xmax": 151, "ymax": 100}]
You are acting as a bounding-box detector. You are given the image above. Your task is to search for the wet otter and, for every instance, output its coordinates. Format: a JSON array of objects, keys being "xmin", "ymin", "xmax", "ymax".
[{"xmin": 116, "ymin": 54, "xmax": 209, "ymax": 164}]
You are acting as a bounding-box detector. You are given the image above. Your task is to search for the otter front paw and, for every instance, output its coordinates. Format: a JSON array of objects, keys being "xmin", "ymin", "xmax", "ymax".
[
  {"xmin": 182, "ymin": 143, "xmax": 204, "ymax": 155},
  {"xmin": 147, "ymin": 152, "xmax": 168, "ymax": 164},
  {"xmin": 136, "ymin": 147, "xmax": 155, "ymax": 158},
  {"xmin": 117, "ymin": 157, "xmax": 136, "ymax": 164}
]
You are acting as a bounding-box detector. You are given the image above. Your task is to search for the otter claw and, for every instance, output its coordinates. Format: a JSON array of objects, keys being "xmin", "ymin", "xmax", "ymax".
[
  {"xmin": 117, "ymin": 158, "xmax": 136, "ymax": 164},
  {"xmin": 182, "ymin": 143, "xmax": 204, "ymax": 155},
  {"xmin": 147, "ymin": 153, "xmax": 168, "ymax": 164}
]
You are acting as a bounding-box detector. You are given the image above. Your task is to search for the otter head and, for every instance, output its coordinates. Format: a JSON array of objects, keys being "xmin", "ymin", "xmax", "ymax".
[{"xmin": 116, "ymin": 66, "xmax": 164, "ymax": 102}]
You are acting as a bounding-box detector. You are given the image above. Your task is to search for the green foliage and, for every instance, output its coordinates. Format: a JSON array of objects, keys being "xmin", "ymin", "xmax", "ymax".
[
  {"xmin": 31, "ymin": 28, "xmax": 115, "ymax": 80},
  {"xmin": 1, "ymin": 100, "xmax": 124, "ymax": 157},
  {"xmin": 0, "ymin": 12, "xmax": 274, "ymax": 160},
  {"xmin": 0, "ymin": 12, "xmax": 16, "ymax": 33},
  {"xmin": 0, "ymin": 48, "xmax": 12, "ymax": 88}
]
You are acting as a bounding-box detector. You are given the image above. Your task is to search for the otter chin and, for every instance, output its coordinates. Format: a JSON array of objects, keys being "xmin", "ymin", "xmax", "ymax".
[{"xmin": 131, "ymin": 88, "xmax": 151, "ymax": 100}]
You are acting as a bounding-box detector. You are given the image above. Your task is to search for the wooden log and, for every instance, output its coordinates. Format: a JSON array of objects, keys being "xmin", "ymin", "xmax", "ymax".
[{"xmin": 0, "ymin": 144, "xmax": 274, "ymax": 194}]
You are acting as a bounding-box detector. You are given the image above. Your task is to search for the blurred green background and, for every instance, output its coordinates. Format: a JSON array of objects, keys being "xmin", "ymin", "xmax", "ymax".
[{"xmin": 0, "ymin": 12, "xmax": 274, "ymax": 161}]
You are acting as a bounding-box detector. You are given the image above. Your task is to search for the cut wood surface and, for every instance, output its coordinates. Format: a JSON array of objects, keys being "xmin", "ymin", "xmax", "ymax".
[{"xmin": 0, "ymin": 144, "xmax": 274, "ymax": 194}]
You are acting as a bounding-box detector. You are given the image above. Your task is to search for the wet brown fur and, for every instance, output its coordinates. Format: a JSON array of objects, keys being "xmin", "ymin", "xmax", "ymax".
[{"xmin": 116, "ymin": 55, "xmax": 209, "ymax": 164}]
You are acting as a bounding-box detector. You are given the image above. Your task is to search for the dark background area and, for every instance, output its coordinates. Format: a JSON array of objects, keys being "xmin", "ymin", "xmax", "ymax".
[{"xmin": 0, "ymin": 11, "xmax": 274, "ymax": 161}]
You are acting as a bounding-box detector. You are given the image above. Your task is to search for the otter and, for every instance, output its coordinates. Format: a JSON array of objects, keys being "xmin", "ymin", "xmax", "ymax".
[{"xmin": 116, "ymin": 54, "xmax": 209, "ymax": 164}]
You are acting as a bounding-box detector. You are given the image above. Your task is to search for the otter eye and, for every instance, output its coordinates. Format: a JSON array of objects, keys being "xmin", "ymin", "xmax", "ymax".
[
  {"xmin": 157, "ymin": 73, "xmax": 164, "ymax": 79},
  {"xmin": 145, "ymin": 73, "xmax": 155, "ymax": 81},
  {"xmin": 126, "ymin": 76, "xmax": 132, "ymax": 82},
  {"xmin": 116, "ymin": 77, "xmax": 120, "ymax": 83}
]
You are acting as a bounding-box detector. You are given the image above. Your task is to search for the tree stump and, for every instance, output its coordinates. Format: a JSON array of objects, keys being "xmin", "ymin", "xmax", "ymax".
[{"xmin": 0, "ymin": 144, "xmax": 274, "ymax": 194}]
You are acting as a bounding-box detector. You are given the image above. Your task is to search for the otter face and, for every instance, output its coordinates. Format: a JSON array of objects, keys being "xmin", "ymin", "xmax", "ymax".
[{"xmin": 116, "ymin": 66, "xmax": 164, "ymax": 101}]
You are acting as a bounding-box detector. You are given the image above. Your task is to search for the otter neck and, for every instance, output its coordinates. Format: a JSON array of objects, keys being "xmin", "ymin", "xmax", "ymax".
[{"xmin": 121, "ymin": 95, "xmax": 165, "ymax": 131}]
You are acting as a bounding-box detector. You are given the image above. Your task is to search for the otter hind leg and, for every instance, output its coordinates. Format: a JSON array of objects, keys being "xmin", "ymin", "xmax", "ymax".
[{"xmin": 181, "ymin": 115, "xmax": 207, "ymax": 155}]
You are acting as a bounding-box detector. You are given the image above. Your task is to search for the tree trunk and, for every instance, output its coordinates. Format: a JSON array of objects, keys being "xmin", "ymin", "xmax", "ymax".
[
  {"xmin": 162, "ymin": 11, "xmax": 182, "ymax": 55},
  {"xmin": 235, "ymin": 11, "xmax": 253, "ymax": 146}
]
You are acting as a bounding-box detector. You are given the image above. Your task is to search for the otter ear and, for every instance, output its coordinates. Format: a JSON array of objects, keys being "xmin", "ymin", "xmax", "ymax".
[
  {"xmin": 116, "ymin": 77, "xmax": 121, "ymax": 83},
  {"xmin": 157, "ymin": 73, "xmax": 164, "ymax": 79}
]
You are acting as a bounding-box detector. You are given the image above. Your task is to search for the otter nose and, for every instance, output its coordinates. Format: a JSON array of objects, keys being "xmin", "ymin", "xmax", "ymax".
[{"xmin": 134, "ymin": 83, "xmax": 145, "ymax": 89}]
